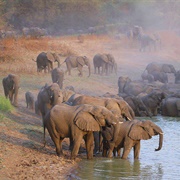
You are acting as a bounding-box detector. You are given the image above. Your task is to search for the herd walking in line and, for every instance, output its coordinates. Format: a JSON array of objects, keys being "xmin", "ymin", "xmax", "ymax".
[{"xmin": 2, "ymin": 37, "xmax": 180, "ymax": 160}]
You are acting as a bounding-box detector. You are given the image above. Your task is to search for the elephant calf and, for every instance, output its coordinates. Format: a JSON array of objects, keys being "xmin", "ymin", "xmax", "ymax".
[
  {"xmin": 102, "ymin": 119, "xmax": 163, "ymax": 159},
  {"xmin": 25, "ymin": 91, "xmax": 35, "ymax": 109}
]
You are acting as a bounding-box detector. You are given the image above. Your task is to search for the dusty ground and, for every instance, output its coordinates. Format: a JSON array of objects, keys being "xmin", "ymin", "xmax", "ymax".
[{"xmin": 0, "ymin": 30, "xmax": 179, "ymax": 179}]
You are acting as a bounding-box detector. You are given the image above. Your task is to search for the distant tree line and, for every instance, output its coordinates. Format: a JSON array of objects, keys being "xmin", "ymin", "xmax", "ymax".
[{"xmin": 0, "ymin": 0, "xmax": 180, "ymax": 35}]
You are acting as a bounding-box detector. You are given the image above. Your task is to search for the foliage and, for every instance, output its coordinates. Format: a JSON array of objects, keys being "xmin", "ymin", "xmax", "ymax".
[
  {"xmin": 0, "ymin": 96, "xmax": 14, "ymax": 112},
  {"xmin": 0, "ymin": 0, "xmax": 179, "ymax": 33}
]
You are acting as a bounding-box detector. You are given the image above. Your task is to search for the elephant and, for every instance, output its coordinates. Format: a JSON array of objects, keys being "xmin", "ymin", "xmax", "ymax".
[
  {"xmin": 139, "ymin": 34, "xmax": 157, "ymax": 52},
  {"xmin": 2, "ymin": 74, "xmax": 20, "ymax": 106},
  {"xmin": 33, "ymin": 52, "xmax": 60, "ymax": 73},
  {"xmin": 51, "ymin": 68, "xmax": 64, "ymax": 89},
  {"xmin": 118, "ymin": 76, "xmax": 164, "ymax": 97},
  {"xmin": 63, "ymin": 55, "xmax": 91, "ymax": 77},
  {"xmin": 71, "ymin": 95, "xmax": 135, "ymax": 121},
  {"xmin": 37, "ymin": 83, "xmax": 63, "ymax": 126},
  {"xmin": 175, "ymin": 70, "xmax": 180, "ymax": 84},
  {"xmin": 141, "ymin": 70, "xmax": 168, "ymax": 83},
  {"xmin": 118, "ymin": 76, "xmax": 131, "ymax": 94},
  {"xmin": 145, "ymin": 62, "xmax": 176, "ymax": 74},
  {"xmin": 93, "ymin": 53, "xmax": 117, "ymax": 75},
  {"xmin": 123, "ymin": 95, "xmax": 152, "ymax": 117},
  {"xmin": 25, "ymin": 91, "xmax": 35, "ymax": 109},
  {"xmin": 102, "ymin": 119, "xmax": 163, "ymax": 159},
  {"xmin": 161, "ymin": 93, "xmax": 180, "ymax": 117},
  {"xmin": 22, "ymin": 27, "xmax": 48, "ymax": 38},
  {"xmin": 71, "ymin": 95, "xmax": 135, "ymax": 154},
  {"xmin": 44, "ymin": 103, "xmax": 120, "ymax": 160},
  {"xmin": 140, "ymin": 89, "xmax": 166, "ymax": 116}
]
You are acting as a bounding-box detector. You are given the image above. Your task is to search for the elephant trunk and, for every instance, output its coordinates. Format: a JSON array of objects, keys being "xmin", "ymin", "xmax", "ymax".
[
  {"xmin": 155, "ymin": 132, "xmax": 163, "ymax": 151},
  {"xmin": 111, "ymin": 122, "xmax": 120, "ymax": 143}
]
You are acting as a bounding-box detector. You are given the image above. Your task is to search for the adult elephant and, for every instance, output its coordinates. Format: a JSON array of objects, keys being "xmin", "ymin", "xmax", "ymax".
[
  {"xmin": 93, "ymin": 53, "xmax": 117, "ymax": 75},
  {"xmin": 2, "ymin": 74, "xmax": 20, "ymax": 107},
  {"xmin": 118, "ymin": 76, "xmax": 131, "ymax": 94},
  {"xmin": 141, "ymin": 70, "xmax": 168, "ymax": 83},
  {"xmin": 140, "ymin": 89, "xmax": 166, "ymax": 116},
  {"xmin": 72, "ymin": 95, "xmax": 135, "ymax": 121},
  {"xmin": 123, "ymin": 95, "xmax": 152, "ymax": 117},
  {"xmin": 51, "ymin": 68, "xmax": 64, "ymax": 89},
  {"xmin": 33, "ymin": 52, "xmax": 60, "ymax": 73},
  {"xmin": 102, "ymin": 119, "xmax": 163, "ymax": 159},
  {"xmin": 161, "ymin": 93, "xmax": 180, "ymax": 117},
  {"xmin": 145, "ymin": 62, "xmax": 176, "ymax": 74},
  {"xmin": 63, "ymin": 55, "xmax": 91, "ymax": 77},
  {"xmin": 44, "ymin": 104, "xmax": 120, "ymax": 160},
  {"xmin": 37, "ymin": 83, "xmax": 63, "ymax": 125}
]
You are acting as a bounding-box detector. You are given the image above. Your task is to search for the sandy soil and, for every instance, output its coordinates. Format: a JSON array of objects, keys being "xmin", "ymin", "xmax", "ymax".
[{"xmin": 0, "ymin": 31, "xmax": 179, "ymax": 179}]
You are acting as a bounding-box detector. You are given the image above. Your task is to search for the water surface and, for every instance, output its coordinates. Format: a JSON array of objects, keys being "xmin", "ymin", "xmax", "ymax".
[{"xmin": 71, "ymin": 116, "xmax": 180, "ymax": 180}]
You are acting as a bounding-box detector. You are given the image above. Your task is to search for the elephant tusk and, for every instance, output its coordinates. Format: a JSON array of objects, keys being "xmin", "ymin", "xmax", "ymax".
[
  {"xmin": 159, "ymin": 132, "xmax": 164, "ymax": 135},
  {"xmin": 119, "ymin": 122, "xmax": 123, "ymax": 124},
  {"xmin": 112, "ymin": 122, "xmax": 117, "ymax": 125}
]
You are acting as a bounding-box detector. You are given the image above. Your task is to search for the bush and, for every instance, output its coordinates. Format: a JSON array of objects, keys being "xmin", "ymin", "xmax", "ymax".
[{"xmin": 0, "ymin": 96, "xmax": 14, "ymax": 112}]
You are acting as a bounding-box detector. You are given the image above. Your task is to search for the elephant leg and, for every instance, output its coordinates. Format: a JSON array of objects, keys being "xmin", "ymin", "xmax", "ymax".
[
  {"xmin": 77, "ymin": 65, "xmax": 83, "ymax": 76},
  {"xmin": 71, "ymin": 134, "xmax": 83, "ymax": 160},
  {"xmin": 9, "ymin": 91, "xmax": 13, "ymax": 103},
  {"xmin": 117, "ymin": 147, "xmax": 121, "ymax": 157},
  {"xmin": 133, "ymin": 141, "xmax": 140, "ymax": 159},
  {"xmin": 93, "ymin": 131, "xmax": 100, "ymax": 155},
  {"xmin": 86, "ymin": 132, "xmax": 94, "ymax": 159},
  {"xmin": 107, "ymin": 142, "xmax": 115, "ymax": 158},
  {"xmin": 54, "ymin": 138, "xmax": 63, "ymax": 156},
  {"xmin": 121, "ymin": 138, "xmax": 133, "ymax": 159}
]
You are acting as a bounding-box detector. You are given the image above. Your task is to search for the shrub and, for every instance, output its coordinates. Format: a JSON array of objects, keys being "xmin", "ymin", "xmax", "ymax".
[{"xmin": 0, "ymin": 96, "xmax": 14, "ymax": 112}]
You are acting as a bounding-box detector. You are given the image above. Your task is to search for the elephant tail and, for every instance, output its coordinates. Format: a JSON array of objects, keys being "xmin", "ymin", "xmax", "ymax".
[{"xmin": 32, "ymin": 58, "xmax": 36, "ymax": 62}]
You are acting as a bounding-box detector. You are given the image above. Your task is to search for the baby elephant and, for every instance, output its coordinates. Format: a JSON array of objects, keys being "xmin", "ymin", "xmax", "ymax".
[
  {"xmin": 102, "ymin": 119, "xmax": 163, "ymax": 159},
  {"xmin": 25, "ymin": 91, "xmax": 35, "ymax": 109}
]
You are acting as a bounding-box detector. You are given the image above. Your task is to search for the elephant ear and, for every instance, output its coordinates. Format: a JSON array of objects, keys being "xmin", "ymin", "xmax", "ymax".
[
  {"xmin": 128, "ymin": 121, "xmax": 152, "ymax": 140},
  {"xmin": 46, "ymin": 52, "xmax": 55, "ymax": 62},
  {"xmin": 77, "ymin": 56, "xmax": 85, "ymax": 66},
  {"xmin": 74, "ymin": 111, "xmax": 100, "ymax": 131}
]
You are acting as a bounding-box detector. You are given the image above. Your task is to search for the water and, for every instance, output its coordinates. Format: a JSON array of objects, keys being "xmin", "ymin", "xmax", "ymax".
[{"xmin": 70, "ymin": 116, "xmax": 180, "ymax": 180}]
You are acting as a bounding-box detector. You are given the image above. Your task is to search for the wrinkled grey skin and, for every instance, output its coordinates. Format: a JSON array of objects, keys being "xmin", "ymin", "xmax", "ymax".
[
  {"xmin": 93, "ymin": 53, "xmax": 117, "ymax": 75},
  {"xmin": 64, "ymin": 56, "xmax": 91, "ymax": 77},
  {"xmin": 44, "ymin": 104, "xmax": 120, "ymax": 160},
  {"xmin": 34, "ymin": 52, "xmax": 60, "ymax": 73},
  {"xmin": 102, "ymin": 119, "xmax": 163, "ymax": 159},
  {"xmin": 25, "ymin": 91, "xmax": 35, "ymax": 109},
  {"xmin": 2, "ymin": 74, "xmax": 20, "ymax": 107},
  {"xmin": 146, "ymin": 62, "xmax": 176, "ymax": 74},
  {"xmin": 51, "ymin": 68, "xmax": 64, "ymax": 89},
  {"xmin": 175, "ymin": 70, "xmax": 180, "ymax": 84},
  {"xmin": 161, "ymin": 93, "xmax": 180, "ymax": 117}
]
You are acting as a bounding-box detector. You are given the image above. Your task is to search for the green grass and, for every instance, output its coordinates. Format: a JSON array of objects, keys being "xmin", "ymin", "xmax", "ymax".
[{"xmin": 0, "ymin": 96, "xmax": 14, "ymax": 112}]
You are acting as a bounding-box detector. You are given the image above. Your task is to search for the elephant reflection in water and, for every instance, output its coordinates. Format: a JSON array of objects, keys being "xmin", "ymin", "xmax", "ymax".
[{"xmin": 102, "ymin": 119, "xmax": 163, "ymax": 159}]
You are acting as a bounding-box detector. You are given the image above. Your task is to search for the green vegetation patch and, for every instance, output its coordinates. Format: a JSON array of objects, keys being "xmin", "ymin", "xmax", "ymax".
[{"xmin": 0, "ymin": 96, "xmax": 14, "ymax": 112}]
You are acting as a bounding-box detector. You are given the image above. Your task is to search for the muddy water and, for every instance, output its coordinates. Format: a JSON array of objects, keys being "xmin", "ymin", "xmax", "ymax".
[{"xmin": 71, "ymin": 116, "xmax": 180, "ymax": 180}]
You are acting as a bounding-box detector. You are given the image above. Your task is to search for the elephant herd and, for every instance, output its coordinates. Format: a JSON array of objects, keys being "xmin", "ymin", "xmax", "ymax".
[
  {"xmin": 2, "ymin": 71, "xmax": 165, "ymax": 160},
  {"xmin": 33, "ymin": 51, "xmax": 117, "ymax": 77},
  {"xmin": 118, "ymin": 62, "xmax": 180, "ymax": 117}
]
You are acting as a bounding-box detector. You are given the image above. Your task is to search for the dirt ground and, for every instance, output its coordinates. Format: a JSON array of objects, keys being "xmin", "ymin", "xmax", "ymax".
[{"xmin": 0, "ymin": 30, "xmax": 179, "ymax": 179}]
